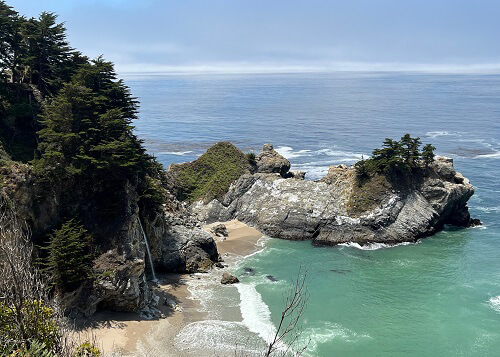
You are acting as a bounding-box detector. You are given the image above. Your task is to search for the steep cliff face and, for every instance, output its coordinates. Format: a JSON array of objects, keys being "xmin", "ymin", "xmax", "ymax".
[
  {"xmin": 191, "ymin": 145, "xmax": 478, "ymax": 246},
  {"xmin": 0, "ymin": 162, "xmax": 218, "ymax": 317}
]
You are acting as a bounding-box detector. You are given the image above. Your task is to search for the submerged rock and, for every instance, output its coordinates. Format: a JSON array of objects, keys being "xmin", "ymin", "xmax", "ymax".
[
  {"xmin": 191, "ymin": 144, "xmax": 478, "ymax": 246},
  {"xmin": 221, "ymin": 272, "xmax": 239, "ymax": 284},
  {"xmin": 243, "ymin": 267, "xmax": 256, "ymax": 276}
]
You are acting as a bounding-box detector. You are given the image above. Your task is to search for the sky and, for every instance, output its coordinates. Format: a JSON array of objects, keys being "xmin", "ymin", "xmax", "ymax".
[{"xmin": 7, "ymin": 0, "xmax": 500, "ymax": 74}]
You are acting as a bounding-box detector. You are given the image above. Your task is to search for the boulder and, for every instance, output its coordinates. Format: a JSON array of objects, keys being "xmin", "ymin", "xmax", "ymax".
[
  {"xmin": 221, "ymin": 272, "xmax": 239, "ymax": 284},
  {"xmin": 255, "ymin": 143, "xmax": 291, "ymax": 177},
  {"xmin": 158, "ymin": 222, "xmax": 219, "ymax": 273},
  {"xmin": 210, "ymin": 223, "xmax": 229, "ymax": 237}
]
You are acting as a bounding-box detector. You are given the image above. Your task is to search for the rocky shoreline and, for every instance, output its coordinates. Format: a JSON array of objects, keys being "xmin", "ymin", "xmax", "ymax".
[
  {"xmin": 79, "ymin": 220, "xmax": 264, "ymax": 356},
  {"xmin": 190, "ymin": 143, "xmax": 479, "ymax": 246},
  {"xmin": 1, "ymin": 141, "xmax": 479, "ymax": 321}
]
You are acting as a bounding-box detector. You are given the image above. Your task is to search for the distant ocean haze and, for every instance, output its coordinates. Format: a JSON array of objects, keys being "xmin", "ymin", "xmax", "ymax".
[{"xmin": 126, "ymin": 72, "xmax": 500, "ymax": 356}]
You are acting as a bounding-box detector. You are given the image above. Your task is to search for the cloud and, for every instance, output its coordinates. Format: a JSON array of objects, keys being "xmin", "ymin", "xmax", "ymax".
[{"xmin": 116, "ymin": 61, "xmax": 500, "ymax": 75}]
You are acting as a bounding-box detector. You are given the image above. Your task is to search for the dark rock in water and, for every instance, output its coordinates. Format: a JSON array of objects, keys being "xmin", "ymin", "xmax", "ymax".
[
  {"xmin": 215, "ymin": 262, "xmax": 224, "ymax": 268},
  {"xmin": 210, "ymin": 223, "xmax": 229, "ymax": 238},
  {"xmin": 266, "ymin": 275, "xmax": 278, "ymax": 282},
  {"xmin": 469, "ymin": 218, "xmax": 482, "ymax": 227},
  {"xmin": 221, "ymin": 272, "xmax": 239, "ymax": 284},
  {"xmin": 330, "ymin": 269, "xmax": 352, "ymax": 274},
  {"xmin": 191, "ymin": 149, "xmax": 478, "ymax": 246},
  {"xmin": 243, "ymin": 267, "xmax": 256, "ymax": 275}
]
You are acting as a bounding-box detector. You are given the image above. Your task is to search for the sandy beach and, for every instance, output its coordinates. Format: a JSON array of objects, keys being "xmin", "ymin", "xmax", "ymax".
[{"xmin": 80, "ymin": 220, "xmax": 264, "ymax": 356}]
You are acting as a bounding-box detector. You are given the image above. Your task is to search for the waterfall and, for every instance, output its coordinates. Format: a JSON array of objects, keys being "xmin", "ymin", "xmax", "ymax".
[{"xmin": 138, "ymin": 217, "xmax": 157, "ymax": 282}]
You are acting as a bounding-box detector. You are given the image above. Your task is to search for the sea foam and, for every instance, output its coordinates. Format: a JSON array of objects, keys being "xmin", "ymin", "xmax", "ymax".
[
  {"xmin": 236, "ymin": 283, "xmax": 277, "ymax": 343},
  {"xmin": 488, "ymin": 296, "xmax": 500, "ymax": 313},
  {"xmin": 339, "ymin": 241, "xmax": 417, "ymax": 250},
  {"xmin": 275, "ymin": 146, "xmax": 312, "ymax": 159},
  {"xmin": 301, "ymin": 322, "xmax": 371, "ymax": 353},
  {"xmin": 475, "ymin": 151, "xmax": 500, "ymax": 159},
  {"xmin": 157, "ymin": 150, "xmax": 193, "ymax": 156},
  {"xmin": 425, "ymin": 131, "xmax": 463, "ymax": 138},
  {"xmin": 174, "ymin": 320, "xmax": 265, "ymax": 356}
]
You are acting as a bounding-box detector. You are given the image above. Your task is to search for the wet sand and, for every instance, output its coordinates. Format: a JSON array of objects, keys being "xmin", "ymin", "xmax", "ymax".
[{"xmin": 82, "ymin": 220, "xmax": 263, "ymax": 356}]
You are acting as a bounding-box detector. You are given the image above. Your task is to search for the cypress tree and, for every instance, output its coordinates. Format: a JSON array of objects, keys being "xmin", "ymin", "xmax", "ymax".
[
  {"xmin": 422, "ymin": 143, "xmax": 436, "ymax": 167},
  {"xmin": 44, "ymin": 220, "xmax": 92, "ymax": 291}
]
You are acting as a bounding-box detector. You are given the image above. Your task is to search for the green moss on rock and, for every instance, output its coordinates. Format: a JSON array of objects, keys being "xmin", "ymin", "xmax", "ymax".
[
  {"xmin": 168, "ymin": 142, "xmax": 251, "ymax": 203},
  {"xmin": 347, "ymin": 174, "xmax": 391, "ymax": 216}
]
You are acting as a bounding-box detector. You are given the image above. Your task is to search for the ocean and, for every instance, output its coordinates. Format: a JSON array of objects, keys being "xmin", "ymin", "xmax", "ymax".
[{"xmin": 125, "ymin": 72, "xmax": 500, "ymax": 356}]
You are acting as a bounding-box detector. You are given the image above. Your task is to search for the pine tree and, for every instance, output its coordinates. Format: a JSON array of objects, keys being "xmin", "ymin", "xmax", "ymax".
[
  {"xmin": 44, "ymin": 220, "xmax": 92, "ymax": 291},
  {"xmin": 18, "ymin": 12, "xmax": 75, "ymax": 94},
  {"xmin": 36, "ymin": 59, "xmax": 149, "ymax": 182},
  {"xmin": 0, "ymin": 1, "xmax": 21, "ymax": 81},
  {"xmin": 400, "ymin": 134, "xmax": 421, "ymax": 167},
  {"xmin": 371, "ymin": 138, "xmax": 404, "ymax": 172},
  {"xmin": 422, "ymin": 143, "xmax": 436, "ymax": 167}
]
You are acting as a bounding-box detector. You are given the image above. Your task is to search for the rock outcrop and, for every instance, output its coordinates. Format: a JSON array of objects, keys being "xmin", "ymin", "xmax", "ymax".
[
  {"xmin": 221, "ymin": 272, "xmax": 239, "ymax": 284},
  {"xmin": 210, "ymin": 223, "xmax": 229, "ymax": 238},
  {"xmin": 255, "ymin": 143, "xmax": 291, "ymax": 177},
  {"xmin": 191, "ymin": 144, "xmax": 477, "ymax": 246},
  {"xmin": 0, "ymin": 163, "xmax": 219, "ymax": 317}
]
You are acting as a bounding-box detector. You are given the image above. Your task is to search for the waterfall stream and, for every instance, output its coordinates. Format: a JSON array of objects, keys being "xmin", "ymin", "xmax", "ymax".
[{"xmin": 138, "ymin": 217, "xmax": 157, "ymax": 282}]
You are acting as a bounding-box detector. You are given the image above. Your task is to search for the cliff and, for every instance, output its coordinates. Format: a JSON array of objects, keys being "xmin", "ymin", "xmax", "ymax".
[
  {"xmin": 189, "ymin": 144, "xmax": 478, "ymax": 246},
  {"xmin": 0, "ymin": 159, "xmax": 218, "ymax": 317}
]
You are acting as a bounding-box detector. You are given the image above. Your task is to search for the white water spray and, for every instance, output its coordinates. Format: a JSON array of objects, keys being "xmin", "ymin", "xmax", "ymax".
[{"xmin": 138, "ymin": 217, "xmax": 157, "ymax": 282}]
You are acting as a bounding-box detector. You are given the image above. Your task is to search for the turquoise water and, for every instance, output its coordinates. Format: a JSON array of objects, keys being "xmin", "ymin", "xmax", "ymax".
[{"xmin": 125, "ymin": 72, "xmax": 500, "ymax": 356}]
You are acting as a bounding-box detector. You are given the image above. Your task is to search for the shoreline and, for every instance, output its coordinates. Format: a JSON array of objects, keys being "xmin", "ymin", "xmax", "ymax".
[{"xmin": 81, "ymin": 219, "xmax": 264, "ymax": 356}]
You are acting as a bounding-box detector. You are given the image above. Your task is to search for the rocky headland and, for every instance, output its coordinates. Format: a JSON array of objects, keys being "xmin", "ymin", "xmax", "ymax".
[
  {"xmin": 1, "ymin": 158, "xmax": 218, "ymax": 317},
  {"xmin": 169, "ymin": 142, "xmax": 479, "ymax": 246}
]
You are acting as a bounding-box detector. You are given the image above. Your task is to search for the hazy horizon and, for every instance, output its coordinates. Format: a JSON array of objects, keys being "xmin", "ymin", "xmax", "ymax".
[{"xmin": 8, "ymin": 0, "xmax": 500, "ymax": 74}]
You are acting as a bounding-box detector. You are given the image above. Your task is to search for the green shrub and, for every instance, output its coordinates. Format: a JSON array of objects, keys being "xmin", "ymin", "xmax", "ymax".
[
  {"xmin": 74, "ymin": 342, "xmax": 101, "ymax": 357},
  {"xmin": 169, "ymin": 142, "xmax": 251, "ymax": 203},
  {"xmin": 0, "ymin": 300, "xmax": 59, "ymax": 353},
  {"xmin": 44, "ymin": 220, "xmax": 92, "ymax": 291},
  {"xmin": 246, "ymin": 152, "xmax": 257, "ymax": 166},
  {"xmin": 4, "ymin": 340, "xmax": 55, "ymax": 357}
]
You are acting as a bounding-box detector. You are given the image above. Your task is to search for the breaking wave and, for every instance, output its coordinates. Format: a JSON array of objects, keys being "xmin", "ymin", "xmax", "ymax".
[
  {"xmin": 425, "ymin": 131, "xmax": 463, "ymax": 138},
  {"xmin": 174, "ymin": 320, "xmax": 264, "ymax": 356},
  {"xmin": 236, "ymin": 283, "xmax": 276, "ymax": 343},
  {"xmin": 474, "ymin": 151, "xmax": 500, "ymax": 159},
  {"xmin": 157, "ymin": 150, "xmax": 193, "ymax": 156},
  {"xmin": 339, "ymin": 241, "xmax": 418, "ymax": 250}
]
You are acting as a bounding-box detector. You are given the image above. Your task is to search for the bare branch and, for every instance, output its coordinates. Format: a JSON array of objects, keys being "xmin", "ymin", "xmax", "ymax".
[{"xmin": 264, "ymin": 265, "xmax": 309, "ymax": 357}]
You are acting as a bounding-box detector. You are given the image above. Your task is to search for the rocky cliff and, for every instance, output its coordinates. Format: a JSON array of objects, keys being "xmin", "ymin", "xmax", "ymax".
[
  {"xmin": 0, "ymin": 160, "xmax": 218, "ymax": 317},
  {"xmin": 190, "ymin": 144, "xmax": 478, "ymax": 246}
]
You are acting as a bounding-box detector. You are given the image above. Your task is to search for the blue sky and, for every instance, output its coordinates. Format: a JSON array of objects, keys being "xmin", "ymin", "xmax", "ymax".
[{"xmin": 8, "ymin": 0, "xmax": 500, "ymax": 73}]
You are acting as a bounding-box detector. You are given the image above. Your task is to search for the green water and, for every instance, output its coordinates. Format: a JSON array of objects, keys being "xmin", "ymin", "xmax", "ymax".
[
  {"xmin": 237, "ymin": 226, "xmax": 500, "ymax": 356},
  {"xmin": 127, "ymin": 73, "xmax": 500, "ymax": 356}
]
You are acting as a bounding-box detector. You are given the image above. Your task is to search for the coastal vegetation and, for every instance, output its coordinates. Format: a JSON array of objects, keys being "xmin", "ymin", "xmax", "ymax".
[
  {"xmin": 354, "ymin": 134, "xmax": 435, "ymax": 180},
  {"xmin": 0, "ymin": 2, "xmax": 162, "ymax": 354},
  {"xmin": 348, "ymin": 134, "xmax": 436, "ymax": 215},
  {"xmin": 167, "ymin": 141, "xmax": 252, "ymax": 203},
  {"xmin": 0, "ymin": 208, "xmax": 98, "ymax": 357}
]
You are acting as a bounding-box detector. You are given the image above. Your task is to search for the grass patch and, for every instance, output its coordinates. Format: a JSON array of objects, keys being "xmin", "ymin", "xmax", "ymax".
[
  {"xmin": 347, "ymin": 174, "xmax": 391, "ymax": 216},
  {"xmin": 168, "ymin": 142, "xmax": 251, "ymax": 203}
]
